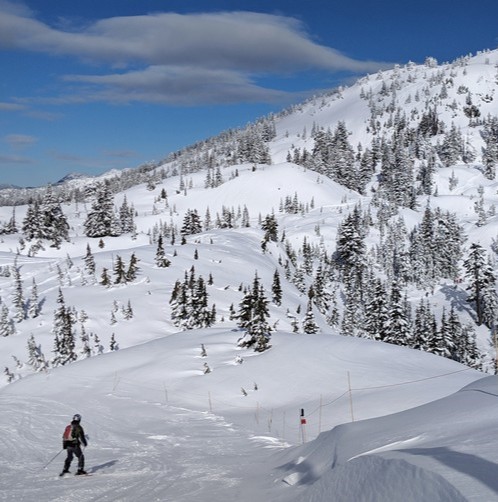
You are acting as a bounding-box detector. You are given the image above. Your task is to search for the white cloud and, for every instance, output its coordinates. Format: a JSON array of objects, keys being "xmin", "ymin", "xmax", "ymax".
[
  {"xmin": 62, "ymin": 65, "xmax": 292, "ymax": 105},
  {"xmin": 0, "ymin": 4, "xmax": 388, "ymax": 105}
]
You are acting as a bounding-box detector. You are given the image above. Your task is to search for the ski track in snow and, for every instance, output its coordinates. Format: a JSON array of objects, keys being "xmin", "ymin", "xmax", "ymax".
[{"xmin": 0, "ymin": 393, "xmax": 279, "ymax": 502}]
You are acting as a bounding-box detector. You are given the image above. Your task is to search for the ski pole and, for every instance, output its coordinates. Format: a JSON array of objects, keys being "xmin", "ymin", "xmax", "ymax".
[{"xmin": 42, "ymin": 448, "xmax": 64, "ymax": 469}]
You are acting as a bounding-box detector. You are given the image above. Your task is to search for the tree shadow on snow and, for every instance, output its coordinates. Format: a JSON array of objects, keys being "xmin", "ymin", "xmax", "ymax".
[
  {"xmin": 439, "ymin": 285, "xmax": 475, "ymax": 319},
  {"xmin": 399, "ymin": 446, "xmax": 498, "ymax": 494},
  {"xmin": 90, "ymin": 460, "xmax": 118, "ymax": 473}
]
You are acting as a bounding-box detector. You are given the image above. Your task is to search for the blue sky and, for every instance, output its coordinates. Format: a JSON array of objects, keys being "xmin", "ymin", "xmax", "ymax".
[{"xmin": 1, "ymin": 0, "xmax": 497, "ymax": 187}]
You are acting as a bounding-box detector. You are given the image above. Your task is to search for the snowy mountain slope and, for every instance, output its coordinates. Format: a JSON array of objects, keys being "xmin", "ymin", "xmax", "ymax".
[
  {"xmin": 0, "ymin": 162, "xmax": 362, "ymax": 373},
  {"xmin": 271, "ymin": 49, "xmax": 498, "ymax": 163},
  {"xmin": 0, "ymin": 326, "xmax": 484, "ymax": 501}
]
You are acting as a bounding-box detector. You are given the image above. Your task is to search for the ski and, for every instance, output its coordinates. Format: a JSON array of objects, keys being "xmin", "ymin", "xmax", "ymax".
[{"xmin": 59, "ymin": 471, "xmax": 92, "ymax": 478}]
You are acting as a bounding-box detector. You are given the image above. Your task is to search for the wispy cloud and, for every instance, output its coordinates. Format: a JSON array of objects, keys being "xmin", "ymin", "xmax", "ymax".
[
  {"xmin": 0, "ymin": 1, "xmax": 388, "ymax": 106},
  {"xmin": 0, "ymin": 102, "xmax": 27, "ymax": 111},
  {"xmin": 0, "ymin": 154, "xmax": 33, "ymax": 164},
  {"xmin": 4, "ymin": 133, "xmax": 38, "ymax": 149}
]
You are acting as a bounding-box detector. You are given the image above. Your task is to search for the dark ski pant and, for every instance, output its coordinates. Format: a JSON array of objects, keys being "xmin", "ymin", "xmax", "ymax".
[{"xmin": 64, "ymin": 445, "xmax": 85, "ymax": 471}]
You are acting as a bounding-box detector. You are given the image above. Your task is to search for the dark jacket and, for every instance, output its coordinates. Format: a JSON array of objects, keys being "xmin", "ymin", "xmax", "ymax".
[{"xmin": 63, "ymin": 420, "xmax": 87, "ymax": 449}]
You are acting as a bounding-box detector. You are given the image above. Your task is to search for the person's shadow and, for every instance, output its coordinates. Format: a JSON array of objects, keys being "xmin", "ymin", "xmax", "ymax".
[{"xmin": 89, "ymin": 460, "xmax": 118, "ymax": 473}]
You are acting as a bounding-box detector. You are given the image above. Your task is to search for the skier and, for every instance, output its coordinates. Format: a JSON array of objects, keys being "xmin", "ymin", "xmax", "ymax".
[{"xmin": 60, "ymin": 413, "xmax": 88, "ymax": 476}]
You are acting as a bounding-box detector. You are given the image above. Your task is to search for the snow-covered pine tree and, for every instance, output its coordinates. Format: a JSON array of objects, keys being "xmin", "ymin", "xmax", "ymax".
[
  {"xmin": 39, "ymin": 186, "xmax": 69, "ymax": 248},
  {"xmin": 83, "ymin": 182, "xmax": 115, "ymax": 237},
  {"xmin": 110, "ymin": 333, "xmax": 119, "ymax": 351},
  {"xmin": 271, "ymin": 269, "xmax": 282, "ymax": 306},
  {"xmin": 463, "ymin": 243, "xmax": 498, "ymax": 327},
  {"xmin": 155, "ymin": 235, "xmax": 171, "ymax": 267},
  {"xmin": 119, "ymin": 195, "xmax": 135, "ymax": 234},
  {"xmin": 433, "ymin": 308, "xmax": 455, "ymax": 359},
  {"xmin": 384, "ymin": 280, "xmax": 411, "ymax": 346},
  {"xmin": 26, "ymin": 334, "xmax": 48, "ymax": 371},
  {"xmin": 51, "ymin": 288, "xmax": 77, "ymax": 366},
  {"xmin": 237, "ymin": 273, "xmax": 272, "ymax": 352},
  {"xmin": 21, "ymin": 200, "xmax": 42, "ymax": 240},
  {"xmin": 412, "ymin": 299, "xmax": 430, "ymax": 350},
  {"xmin": 181, "ymin": 209, "xmax": 202, "ymax": 237},
  {"xmin": 0, "ymin": 304, "xmax": 14, "ymax": 337},
  {"xmin": 126, "ymin": 252, "xmax": 140, "ymax": 282},
  {"xmin": 28, "ymin": 278, "xmax": 40, "ymax": 318},
  {"xmin": 261, "ymin": 213, "xmax": 278, "ymax": 251},
  {"xmin": 364, "ymin": 278, "xmax": 389, "ymax": 341},
  {"xmin": 302, "ymin": 295, "xmax": 319, "ymax": 334},
  {"xmin": 11, "ymin": 264, "xmax": 25, "ymax": 323},
  {"xmin": 334, "ymin": 204, "xmax": 367, "ymax": 291},
  {"xmin": 100, "ymin": 267, "xmax": 111, "ymax": 287},
  {"xmin": 113, "ymin": 255, "xmax": 127, "ymax": 284},
  {"xmin": 84, "ymin": 244, "xmax": 96, "ymax": 276},
  {"xmin": 482, "ymin": 116, "xmax": 498, "ymax": 180},
  {"xmin": 123, "ymin": 300, "xmax": 134, "ymax": 320}
]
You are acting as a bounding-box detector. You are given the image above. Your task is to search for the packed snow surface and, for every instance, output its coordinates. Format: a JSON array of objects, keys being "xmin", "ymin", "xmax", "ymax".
[{"xmin": 0, "ymin": 329, "xmax": 494, "ymax": 501}]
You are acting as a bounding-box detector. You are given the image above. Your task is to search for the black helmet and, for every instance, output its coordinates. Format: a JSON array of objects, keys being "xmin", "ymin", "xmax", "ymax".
[{"xmin": 73, "ymin": 414, "xmax": 82, "ymax": 422}]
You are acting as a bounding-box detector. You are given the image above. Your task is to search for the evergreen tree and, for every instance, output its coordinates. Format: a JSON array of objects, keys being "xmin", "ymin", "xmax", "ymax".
[
  {"xmin": 271, "ymin": 269, "xmax": 282, "ymax": 306},
  {"xmin": 11, "ymin": 264, "xmax": 25, "ymax": 323},
  {"xmin": 438, "ymin": 124, "xmax": 464, "ymax": 167},
  {"xmin": 84, "ymin": 182, "xmax": 116, "ymax": 237},
  {"xmin": 463, "ymin": 243, "xmax": 498, "ymax": 327},
  {"xmin": 22, "ymin": 200, "xmax": 42, "ymax": 240},
  {"xmin": 482, "ymin": 116, "xmax": 498, "ymax": 180},
  {"xmin": 27, "ymin": 334, "xmax": 48, "ymax": 371},
  {"xmin": 364, "ymin": 279, "xmax": 389, "ymax": 341},
  {"xmin": 84, "ymin": 244, "xmax": 96, "ymax": 276},
  {"xmin": 237, "ymin": 273, "xmax": 272, "ymax": 352},
  {"xmin": 51, "ymin": 289, "xmax": 77, "ymax": 366},
  {"xmin": 100, "ymin": 267, "xmax": 111, "ymax": 287},
  {"xmin": 412, "ymin": 298, "xmax": 436, "ymax": 351},
  {"xmin": 181, "ymin": 209, "xmax": 202, "ymax": 236},
  {"xmin": 302, "ymin": 294, "xmax": 319, "ymax": 334},
  {"xmin": 384, "ymin": 280, "xmax": 411, "ymax": 346},
  {"xmin": 312, "ymin": 263, "xmax": 330, "ymax": 314},
  {"xmin": 119, "ymin": 195, "xmax": 135, "ymax": 233},
  {"xmin": 39, "ymin": 186, "xmax": 69, "ymax": 247},
  {"xmin": 155, "ymin": 235, "xmax": 171, "ymax": 267},
  {"xmin": 169, "ymin": 270, "xmax": 215, "ymax": 330},
  {"xmin": 110, "ymin": 333, "xmax": 119, "ymax": 351},
  {"xmin": 261, "ymin": 213, "xmax": 278, "ymax": 251},
  {"xmin": 340, "ymin": 285, "xmax": 363, "ymax": 337},
  {"xmin": 433, "ymin": 308, "xmax": 455, "ymax": 359},
  {"xmin": 123, "ymin": 300, "xmax": 134, "ymax": 320},
  {"xmin": 126, "ymin": 253, "xmax": 140, "ymax": 282},
  {"xmin": 334, "ymin": 205, "xmax": 367, "ymax": 291},
  {"xmin": 0, "ymin": 304, "xmax": 14, "ymax": 337},
  {"xmin": 28, "ymin": 278, "xmax": 40, "ymax": 318},
  {"xmin": 113, "ymin": 255, "xmax": 127, "ymax": 284}
]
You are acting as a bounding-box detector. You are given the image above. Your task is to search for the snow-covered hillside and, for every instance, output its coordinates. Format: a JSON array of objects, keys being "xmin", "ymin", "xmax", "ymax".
[
  {"xmin": 0, "ymin": 327, "xmax": 487, "ymax": 501},
  {"xmin": 1, "ymin": 48, "xmax": 498, "ymax": 500}
]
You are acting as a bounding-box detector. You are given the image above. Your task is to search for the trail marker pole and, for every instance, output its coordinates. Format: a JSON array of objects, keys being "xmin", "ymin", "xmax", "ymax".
[
  {"xmin": 348, "ymin": 371, "xmax": 355, "ymax": 422},
  {"xmin": 300, "ymin": 408, "xmax": 307, "ymax": 444}
]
